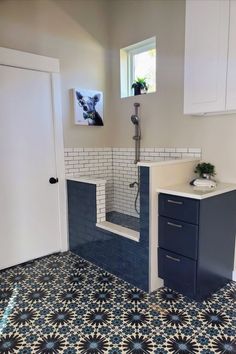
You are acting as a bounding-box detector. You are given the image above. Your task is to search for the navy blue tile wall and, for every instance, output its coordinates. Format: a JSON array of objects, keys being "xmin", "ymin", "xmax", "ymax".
[{"xmin": 67, "ymin": 167, "xmax": 150, "ymax": 292}]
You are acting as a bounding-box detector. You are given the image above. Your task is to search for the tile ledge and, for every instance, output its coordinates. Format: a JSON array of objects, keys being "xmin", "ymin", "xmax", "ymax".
[
  {"xmin": 66, "ymin": 175, "xmax": 106, "ymax": 185},
  {"xmin": 96, "ymin": 221, "xmax": 140, "ymax": 242},
  {"xmin": 137, "ymin": 158, "xmax": 199, "ymax": 167}
]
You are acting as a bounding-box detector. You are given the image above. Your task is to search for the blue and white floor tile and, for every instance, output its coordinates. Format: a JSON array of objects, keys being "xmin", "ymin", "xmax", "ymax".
[{"xmin": 0, "ymin": 252, "xmax": 235, "ymax": 353}]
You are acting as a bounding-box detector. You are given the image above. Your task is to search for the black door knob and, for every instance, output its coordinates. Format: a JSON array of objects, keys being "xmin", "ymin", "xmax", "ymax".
[{"xmin": 49, "ymin": 177, "xmax": 59, "ymax": 184}]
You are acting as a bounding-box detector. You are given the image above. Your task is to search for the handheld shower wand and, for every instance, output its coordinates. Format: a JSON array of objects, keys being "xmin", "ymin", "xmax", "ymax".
[
  {"xmin": 130, "ymin": 103, "xmax": 141, "ymax": 215},
  {"xmin": 131, "ymin": 103, "xmax": 141, "ymax": 164}
]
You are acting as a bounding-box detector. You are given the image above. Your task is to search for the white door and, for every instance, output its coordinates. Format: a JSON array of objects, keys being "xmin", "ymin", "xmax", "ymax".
[
  {"xmin": 184, "ymin": 0, "xmax": 229, "ymax": 114},
  {"xmin": 0, "ymin": 65, "xmax": 61, "ymax": 269},
  {"xmin": 226, "ymin": 0, "xmax": 236, "ymax": 111}
]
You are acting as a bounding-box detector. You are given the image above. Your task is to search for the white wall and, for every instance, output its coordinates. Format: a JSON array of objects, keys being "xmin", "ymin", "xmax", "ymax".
[
  {"xmin": 0, "ymin": 0, "xmax": 112, "ymax": 147},
  {"xmin": 108, "ymin": 0, "xmax": 236, "ymax": 184}
]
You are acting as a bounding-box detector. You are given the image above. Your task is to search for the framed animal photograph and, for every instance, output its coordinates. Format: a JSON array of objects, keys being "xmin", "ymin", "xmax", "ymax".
[{"xmin": 73, "ymin": 88, "xmax": 104, "ymax": 126}]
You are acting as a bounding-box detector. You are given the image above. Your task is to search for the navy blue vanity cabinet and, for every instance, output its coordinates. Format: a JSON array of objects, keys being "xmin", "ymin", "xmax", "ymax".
[{"xmin": 158, "ymin": 191, "xmax": 236, "ymax": 301}]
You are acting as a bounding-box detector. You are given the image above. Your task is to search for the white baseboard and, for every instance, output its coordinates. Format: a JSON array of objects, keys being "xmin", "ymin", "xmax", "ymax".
[{"xmin": 232, "ymin": 271, "xmax": 236, "ymax": 281}]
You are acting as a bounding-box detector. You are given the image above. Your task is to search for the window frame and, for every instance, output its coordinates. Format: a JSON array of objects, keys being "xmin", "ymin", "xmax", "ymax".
[
  {"xmin": 127, "ymin": 40, "xmax": 156, "ymax": 96},
  {"xmin": 120, "ymin": 37, "xmax": 156, "ymax": 98}
]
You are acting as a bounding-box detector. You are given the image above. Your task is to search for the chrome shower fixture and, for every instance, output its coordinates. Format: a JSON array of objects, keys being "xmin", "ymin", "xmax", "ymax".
[
  {"xmin": 129, "ymin": 181, "xmax": 139, "ymax": 188},
  {"xmin": 131, "ymin": 102, "xmax": 141, "ymax": 164},
  {"xmin": 130, "ymin": 103, "xmax": 141, "ymax": 215},
  {"xmin": 131, "ymin": 114, "xmax": 139, "ymax": 125}
]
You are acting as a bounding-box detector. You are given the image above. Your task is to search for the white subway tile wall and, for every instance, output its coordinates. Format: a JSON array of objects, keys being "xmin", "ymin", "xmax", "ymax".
[
  {"xmin": 64, "ymin": 148, "xmax": 113, "ymax": 212},
  {"xmin": 64, "ymin": 147, "xmax": 201, "ymax": 218},
  {"xmin": 112, "ymin": 148, "xmax": 139, "ymax": 217},
  {"xmin": 96, "ymin": 182, "xmax": 106, "ymax": 223}
]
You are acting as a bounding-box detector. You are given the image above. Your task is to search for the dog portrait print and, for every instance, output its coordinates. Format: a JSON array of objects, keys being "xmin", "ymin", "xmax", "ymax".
[{"xmin": 73, "ymin": 89, "xmax": 104, "ymax": 126}]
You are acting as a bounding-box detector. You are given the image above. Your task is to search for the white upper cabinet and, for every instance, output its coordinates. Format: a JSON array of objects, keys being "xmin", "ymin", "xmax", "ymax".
[
  {"xmin": 226, "ymin": 0, "xmax": 236, "ymax": 111},
  {"xmin": 184, "ymin": 0, "xmax": 236, "ymax": 115}
]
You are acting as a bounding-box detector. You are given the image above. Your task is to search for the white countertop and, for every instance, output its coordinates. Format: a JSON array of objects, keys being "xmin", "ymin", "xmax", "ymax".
[
  {"xmin": 137, "ymin": 158, "xmax": 199, "ymax": 167},
  {"xmin": 157, "ymin": 182, "xmax": 236, "ymax": 200},
  {"xmin": 66, "ymin": 175, "xmax": 106, "ymax": 185}
]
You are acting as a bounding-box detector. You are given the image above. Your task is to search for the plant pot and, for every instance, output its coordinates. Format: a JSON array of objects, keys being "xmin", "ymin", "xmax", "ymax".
[
  {"xmin": 202, "ymin": 173, "xmax": 211, "ymax": 180},
  {"xmin": 141, "ymin": 88, "xmax": 147, "ymax": 94},
  {"xmin": 134, "ymin": 86, "xmax": 141, "ymax": 96}
]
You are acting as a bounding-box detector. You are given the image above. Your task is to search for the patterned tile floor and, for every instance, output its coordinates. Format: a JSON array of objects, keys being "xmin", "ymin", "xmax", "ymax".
[{"xmin": 0, "ymin": 252, "xmax": 235, "ymax": 353}]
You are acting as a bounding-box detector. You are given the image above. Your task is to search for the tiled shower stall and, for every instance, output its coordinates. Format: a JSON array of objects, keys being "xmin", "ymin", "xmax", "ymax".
[{"xmin": 64, "ymin": 147, "xmax": 201, "ymax": 223}]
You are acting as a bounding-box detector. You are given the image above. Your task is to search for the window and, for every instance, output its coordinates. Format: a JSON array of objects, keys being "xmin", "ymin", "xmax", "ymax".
[{"xmin": 120, "ymin": 37, "xmax": 156, "ymax": 98}]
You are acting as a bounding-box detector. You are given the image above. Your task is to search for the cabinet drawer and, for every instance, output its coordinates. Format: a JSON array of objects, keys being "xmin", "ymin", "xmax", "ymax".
[
  {"xmin": 159, "ymin": 216, "xmax": 198, "ymax": 260},
  {"xmin": 158, "ymin": 248, "xmax": 197, "ymax": 297},
  {"xmin": 159, "ymin": 193, "xmax": 199, "ymax": 224}
]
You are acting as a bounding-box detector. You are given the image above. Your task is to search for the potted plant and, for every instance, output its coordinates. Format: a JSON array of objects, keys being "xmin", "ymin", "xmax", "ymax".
[
  {"xmin": 131, "ymin": 77, "xmax": 148, "ymax": 96},
  {"xmin": 194, "ymin": 162, "xmax": 216, "ymax": 179}
]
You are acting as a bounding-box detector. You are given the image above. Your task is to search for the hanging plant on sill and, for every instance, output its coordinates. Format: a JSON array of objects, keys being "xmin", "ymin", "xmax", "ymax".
[{"xmin": 131, "ymin": 77, "xmax": 149, "ymax": 96}]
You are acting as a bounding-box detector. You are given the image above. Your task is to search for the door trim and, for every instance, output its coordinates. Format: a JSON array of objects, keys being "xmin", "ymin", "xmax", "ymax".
[
  {"xmin": 0, "ymin": 47, "xmax": 68, "ymax": 252},
  {"xmin": 51, "ymin": 73, "xmax": 68, "ymax": 251},
  {"xmin": 0, "ymin": 47, "xmax": 59, "ymax": 73}
]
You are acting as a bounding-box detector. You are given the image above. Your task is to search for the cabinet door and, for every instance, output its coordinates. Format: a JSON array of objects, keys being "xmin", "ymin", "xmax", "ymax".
[
  {"xmin": 158, "ymin": 248, "xmax": 197, "ymax": 298},
  {"xmin": 184, "ymin": 0, "xmax": 229, "ymax": 115},
  {"xmin": 226, "ymin": 0, "xmax": 236, "ymax": 111}
]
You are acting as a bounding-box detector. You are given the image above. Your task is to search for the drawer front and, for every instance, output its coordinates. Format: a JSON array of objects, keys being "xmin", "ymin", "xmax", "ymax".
[
  {"xmin": 159, "ymin": 193, "xmax": 199, "ymax": 224},
  {"xmin": 158, "ymin": 248, "xmax": 197, "ymax": 297},
  {"xmin": 159, "ymin": 216, "xmax": 198, "ymax": 259}
]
